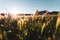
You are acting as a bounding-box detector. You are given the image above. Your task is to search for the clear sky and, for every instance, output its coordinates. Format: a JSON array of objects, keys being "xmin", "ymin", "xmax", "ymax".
[{"xmin": 0, "ymin": 0, "xmax": 60, "ymax": 14}]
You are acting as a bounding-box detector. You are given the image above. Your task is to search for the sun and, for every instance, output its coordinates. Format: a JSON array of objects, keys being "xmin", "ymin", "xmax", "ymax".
[
  {"xmin": 7, "ymin": 5, "xmax": 20, "ymax": 18},
  {"xmin": 8, "ymin": 5, "xmax": 19, "ymax": 15},
  {"xmin": 9, "ymin": 8, "xmax": 19, "ymax": 14}
]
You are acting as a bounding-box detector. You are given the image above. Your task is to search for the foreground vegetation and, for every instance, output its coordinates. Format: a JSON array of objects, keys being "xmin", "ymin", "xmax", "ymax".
[{"xmin": 0, "ymin": 16, "xmax": 60, "ymax": 40}]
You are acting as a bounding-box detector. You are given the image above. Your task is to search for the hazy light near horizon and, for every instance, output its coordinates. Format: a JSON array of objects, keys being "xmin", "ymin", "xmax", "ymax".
[{"xmin": 7, "ymin": 5, "xmax": 20, "ymax": 14}]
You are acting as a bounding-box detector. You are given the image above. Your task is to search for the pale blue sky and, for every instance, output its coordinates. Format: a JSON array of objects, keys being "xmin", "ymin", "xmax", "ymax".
[{"xmin": 0, "ymin": 0, "xmax": 60, "ymax": 13}]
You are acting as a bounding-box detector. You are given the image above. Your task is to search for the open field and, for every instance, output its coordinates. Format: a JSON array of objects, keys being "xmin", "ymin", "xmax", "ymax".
[{"xmin": 0, "ymin": 13, "xmax": 60, "ymax": 40}]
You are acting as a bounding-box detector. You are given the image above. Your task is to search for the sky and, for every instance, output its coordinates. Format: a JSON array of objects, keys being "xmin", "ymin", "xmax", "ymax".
[{"xmin": 0, "ymin": 0, "xmax": 60, "ymax": 14}]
